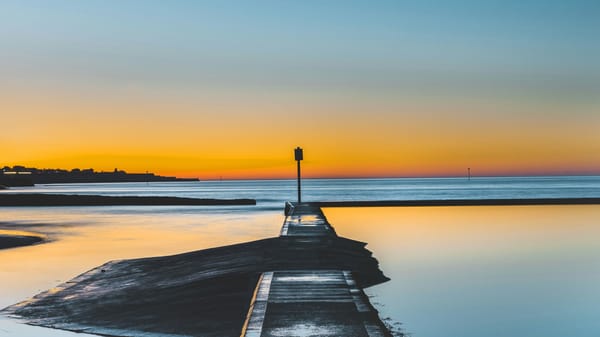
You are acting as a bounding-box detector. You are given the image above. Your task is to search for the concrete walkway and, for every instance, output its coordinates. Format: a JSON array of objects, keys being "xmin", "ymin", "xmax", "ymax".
[{"xmin": 242, "ymin": 203, "xmax": 391, "ymax": 337}]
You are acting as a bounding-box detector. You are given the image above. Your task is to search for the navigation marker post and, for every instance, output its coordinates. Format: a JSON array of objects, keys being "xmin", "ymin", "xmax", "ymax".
[{"xmin": 295, "ymin": 147, "xmax": 303, "ymax": 203}]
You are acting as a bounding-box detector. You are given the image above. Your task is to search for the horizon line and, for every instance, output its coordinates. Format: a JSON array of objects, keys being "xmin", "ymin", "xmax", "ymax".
[
  {"xmin": 4, "ymin": 165, "xmax": 599, "ymax": 181},
  {"xmin": 198, "ymin": 173, "xmax": 600, "ymax": 181}
]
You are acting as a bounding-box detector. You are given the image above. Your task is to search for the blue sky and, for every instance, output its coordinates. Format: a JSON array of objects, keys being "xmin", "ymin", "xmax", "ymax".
[
  {"xmin": 1, "ymin": 1, "xmax": 599, "ymax": 177},
  {"xmin": 2, "ymin": 0, "xmax": 598, "ymax": 97}
]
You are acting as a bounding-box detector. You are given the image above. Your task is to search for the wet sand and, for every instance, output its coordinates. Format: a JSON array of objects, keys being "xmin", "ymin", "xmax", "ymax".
[{"xmin": 0, "ymin": 234, "xmax": 44, "ymax": 250}]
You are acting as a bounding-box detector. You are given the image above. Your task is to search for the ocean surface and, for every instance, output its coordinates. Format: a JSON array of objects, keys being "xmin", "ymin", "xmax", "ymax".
[{"xmin": 1, "ymin": 176, "xmax": 599, "ymax": 337}]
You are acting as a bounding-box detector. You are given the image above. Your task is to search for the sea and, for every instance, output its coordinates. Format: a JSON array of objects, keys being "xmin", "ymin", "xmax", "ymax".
[{"xmin": 1, "ymin": 176, "xmax": 599, "ymax": 337}]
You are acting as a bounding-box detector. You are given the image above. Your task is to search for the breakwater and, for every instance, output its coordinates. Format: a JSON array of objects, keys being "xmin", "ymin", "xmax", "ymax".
[{"xmin": 0, "ymin": 194, "xmax": 256, "ymax": 206}]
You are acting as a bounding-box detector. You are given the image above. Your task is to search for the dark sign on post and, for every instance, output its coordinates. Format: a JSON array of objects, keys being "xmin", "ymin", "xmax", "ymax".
[
  {"xmin": 295, "ymin": 147, "xmax": 303, "ymax": 161},
  {"xmin": 294, "ymin": 147, "xmax": 303, "ymax": 203}
]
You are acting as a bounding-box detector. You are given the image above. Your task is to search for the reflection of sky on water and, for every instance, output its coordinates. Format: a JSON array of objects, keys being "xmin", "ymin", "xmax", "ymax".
[{"xmin": 325, "ymin": 206, "xmax": 600, "ymax": 337}]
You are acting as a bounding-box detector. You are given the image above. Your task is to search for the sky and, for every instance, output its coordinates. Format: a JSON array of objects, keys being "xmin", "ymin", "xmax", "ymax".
[{"xmin": 1, "ymin": 0, "xmax": 599, "ymax": 179}]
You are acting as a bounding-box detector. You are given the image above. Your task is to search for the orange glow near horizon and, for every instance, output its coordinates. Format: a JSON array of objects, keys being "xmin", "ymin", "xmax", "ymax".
[{"xmin": 2, "ymin": 88, "xmax": 599, "ymax": 180}]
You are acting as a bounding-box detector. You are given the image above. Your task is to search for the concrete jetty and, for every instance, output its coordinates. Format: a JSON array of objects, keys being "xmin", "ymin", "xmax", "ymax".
[
  {"xmin": 2, "ymin": 203, "xmax": 391, "ymax": 337},
  {"xmin": 242, "ymin": 203, "xmax": 392, "ymax": 337},
  {"xmin": 311, "ymin": 198, "xmax": 600, "ymax": 207}
]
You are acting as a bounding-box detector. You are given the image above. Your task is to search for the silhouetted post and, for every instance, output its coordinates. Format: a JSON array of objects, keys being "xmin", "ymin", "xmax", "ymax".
[
  {"xmin": 468, "ymin": 167, "xmax": 471, "ymax": 181},
  {"xmin": 295, "ymin": 147, "xmax": 303, "ymax": 203}
]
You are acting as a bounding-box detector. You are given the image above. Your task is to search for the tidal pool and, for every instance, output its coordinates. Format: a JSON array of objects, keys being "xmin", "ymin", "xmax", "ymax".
[{"xmin": 324, "ymin": 205, "xmax": 600, "ymax": 337}]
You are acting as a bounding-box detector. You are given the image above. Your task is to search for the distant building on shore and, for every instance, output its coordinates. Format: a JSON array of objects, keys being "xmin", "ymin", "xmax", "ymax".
[{"xmin": 0, "ymin": 166, "xmax": 198, "ymax": 186}]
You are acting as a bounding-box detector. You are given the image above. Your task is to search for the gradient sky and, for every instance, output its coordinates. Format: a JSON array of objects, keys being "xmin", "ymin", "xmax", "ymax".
[{"xmin": 1, "ymin": 0, "xmax": 599, "ymax": 179}]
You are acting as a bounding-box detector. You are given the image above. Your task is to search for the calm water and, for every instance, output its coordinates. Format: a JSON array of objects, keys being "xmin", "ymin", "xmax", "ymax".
[{"xmin": 1, "ymin": 176, "xmax": 599, "ymax": 337}]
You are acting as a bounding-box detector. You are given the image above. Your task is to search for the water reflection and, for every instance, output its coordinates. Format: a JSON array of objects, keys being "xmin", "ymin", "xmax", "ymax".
[
  {"xmin": 324, "ymin": 206, "xmax": 600, "ymax": 337},
  {"xmin": 0, "ymin": 207, "xmax": 283, "ymax": 336}
]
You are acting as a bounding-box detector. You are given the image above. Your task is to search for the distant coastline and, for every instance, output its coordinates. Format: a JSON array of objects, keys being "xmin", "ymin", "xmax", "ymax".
[{"xmin": 0, "ymin": 166, "xmax": 198, "ymax": 186}]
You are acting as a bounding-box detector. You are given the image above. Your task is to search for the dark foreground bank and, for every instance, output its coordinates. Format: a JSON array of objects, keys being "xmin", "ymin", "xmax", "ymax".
[
  {"xmin": 0, "ymin": 194, "xmax": 256, "ymax": 206},
  {"xmin": 0, "ymin": 234, "xmax": 43, "ymax": 249},
  {"xmin": 3, "ymin": 236, "xmax": 388, "ymax": 337}
]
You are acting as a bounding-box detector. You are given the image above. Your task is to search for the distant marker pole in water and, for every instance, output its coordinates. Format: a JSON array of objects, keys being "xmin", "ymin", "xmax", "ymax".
[
  {"xmin": 295, "ymin": 147, "xmax": 303, "ymax": 203},
  {"xmin": 468, "ymin": 167, "xmax": 471, "ymax": 181}
]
